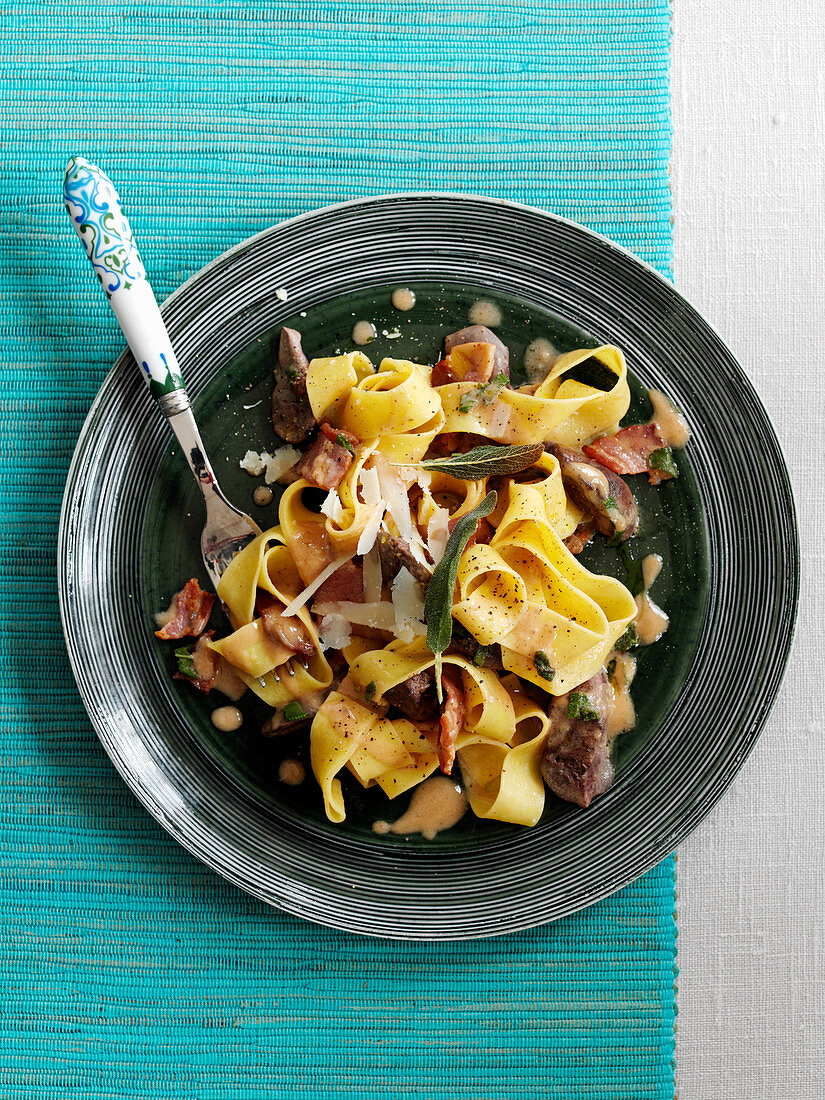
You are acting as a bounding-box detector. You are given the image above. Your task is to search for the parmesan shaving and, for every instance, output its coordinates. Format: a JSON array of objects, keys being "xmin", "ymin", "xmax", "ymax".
[
  {"xmin": 376, "ymin": 459, "xmax": 429, "ymax": 565},
  {"xmin": 356, "ymin": 506, "xmax": 384, "ymax": 555},
  {"xmin": 362, "ymin": 544, "xmax": 383, "ymax": 603},
  {"xmin": 281, "ymin": 553, "xmax": 355, "ymax": 617},
  {"xmin": 312, "ymin": 600, "xmax": 396, "ymax": 632},
  {"xmin": 239, "ymin": 450, "xmax": 265, "ymax": 476},
  {"xmin": 359, "ymin": 466, "xmax": 382, "ymax": 507},
  {"xmin": 263, "ymin": 447, "xmax": 301, "ymax": 484},
  {"xmin": 320, "ymin": 488, "xmax": 345, "ymax": 523},
  {"xmin": 426, "ymin": 505, "xmax": 451, "ymax": 565},
  {"xmin": 318, "ymin": 614, "xmax": 352, "ymax": 651},
  {"xmin": 391, "ymin": 567, "xmax": 427, "ymax": 643},
  {"xmin": 240, "ymin": 447, "xmax": 301, "ymax": 484}
]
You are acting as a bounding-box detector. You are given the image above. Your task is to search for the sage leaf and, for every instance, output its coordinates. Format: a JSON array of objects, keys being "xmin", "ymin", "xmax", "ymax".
[
  {"xmin": 283, "ymin": 700, "xmax": 309, "ymax": 722},
  {"xmin": 649, "ymin": 446, "xmax": 679, "ymax": 478},
  {"xmin": 568, "ymin": 692, "xmax": 600, "ymax": 722},
  {"xmin": 613, "ymin": 622, "xmax": 639, "ymax": 652},
  {"xmin": 424, "ymin": 490, "xmax": 497, "ymax": 700},
  {"xmin": 417, "ymin": 443, "xmax": 544, "ymax": 481},
  {"xmin": 533, "ymin": 651, "xmax": 556, "ymax": 681},
  {"xmin": 174, "ymin": 646, "xmax": 198, "ymax": 680},
  {"xmin": 459, "ymin": 372, "xmax": 509, "ymax": 412}
]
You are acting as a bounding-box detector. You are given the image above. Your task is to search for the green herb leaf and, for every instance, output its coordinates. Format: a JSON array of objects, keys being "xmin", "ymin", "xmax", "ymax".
[
  {"xmin": 604, "ymin": 494, "xmax": 617, "ymax": 511},
  {"xmin": 459, "ymin": 372, "xmax": 509, "ymax": 412},
  {"xmin": 174, "ymin": 646, "xmax": 198, "ymax": 680},
  {"xmin": 533, "ymin": 651, "xmax": 556, "ymax": 681},
  {"xmin": 364, "ymin": 681, "xmax": 377, "ymax": 705},
  {"xmin": 620, "ymin": 545, "xmax": 645, "ymax": 596},
  {"xmin": 335, "ymin": 434, "xmax": 355, "ymax": 456},
  {"xmin": 283, "ymin": 700, "xmax": 309, "ymax": 722},
  {"xmin": 649, "ymin": 446, "xmax": 679, "ymax": 478},
  {"xmin": 567, "ymin": 692, "xmax": 601, "ymax": 722},
  {"xmin": 425, "ymin": 490, "xmax": 498, "ymax": 700},
  {"xmin": 472, "ymin": 645, "xmax": 488, "ymax": 667},
  {"xmin": 606, "ymin": 528, "xmax": 624, "ymax": 548},
  {"xmin": 606, "ymin": 658, "xmax": 617, "ymax": 680},
  {"xmin": 614, "ymin": 622, "xmax": 639, "ymax": 652},
  {"xmin": 418, "ymin": 443, "xmax": 544, "ymax": 481},
  {"xmin": 285, "ymin": 366, "xmax": 299, "ymax": 381}
]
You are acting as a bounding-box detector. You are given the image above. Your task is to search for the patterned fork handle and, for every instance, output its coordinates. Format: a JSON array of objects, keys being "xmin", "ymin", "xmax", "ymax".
[{"xmin": 63, "ymin": 156, "xmax": 189, "ymax": 413}]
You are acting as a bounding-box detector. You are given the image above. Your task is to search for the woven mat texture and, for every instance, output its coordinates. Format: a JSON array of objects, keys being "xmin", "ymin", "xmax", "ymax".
[{"xmin": 0, "ymin": 2, "xmax": 676, "ymax": 1097}]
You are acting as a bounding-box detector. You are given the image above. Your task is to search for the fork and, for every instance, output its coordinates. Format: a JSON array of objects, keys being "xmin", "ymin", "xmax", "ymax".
[{"xmin": 63, "ymin": 157, "xmax": 260, "ymax": 591}]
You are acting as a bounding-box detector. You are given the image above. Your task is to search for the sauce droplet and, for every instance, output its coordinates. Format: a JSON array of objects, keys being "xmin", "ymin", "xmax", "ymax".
[
  {"xmin": 606, "ymin": 652, "xmax": 637, "ymax": 738},
  {"xmin": 278, "ymin": 758, "xmax": 306, "ymax": 786},
  {"xmin": 634, "ymin": 553, "xmax": 669, "ymax": 644},
  {"xmin": 373, "ymin": 775, "xmax": 467, "ymax": 840},
  {"xmin": 352, "ymin": 320, "xmax": 377, "ymax": 346},
  {"xmin": 523, "ymin": 337, "xmax": 558, "ymax": 384},
  {"xmin": 253, "ymin": 485, "xmax": 273, "ymax": 507},
  {"xmin": 211, "ymin": 706, "xmax": 243, "ymax": 732},
  {"xmin": 468, "ymin": 299, "xmax": 503, "ymax": 327},
  {"xmin": 648, "ymin": 389, "xmax": 690, "ymax": 448},
  {"xmin": 391, "ymin": 287, "xmax": 416, "ymax": 311}
]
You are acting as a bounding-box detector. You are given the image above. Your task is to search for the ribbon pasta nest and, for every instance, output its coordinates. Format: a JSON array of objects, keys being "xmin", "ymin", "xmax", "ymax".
[{"xmin": 156, "ymin": 320, "xmax": 688, "ymax": 831}]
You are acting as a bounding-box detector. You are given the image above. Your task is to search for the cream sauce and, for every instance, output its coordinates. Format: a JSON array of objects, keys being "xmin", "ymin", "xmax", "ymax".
[
  {"xmin": 634, "ymin": 553, "xmax": 669, "ymax": 645},
  {"xmin": 253, "ymin": 485, "xmax": 273, "ymax": 507},
  {"xmin": 352, "ymin": 320, "xmax": 377, "ymax": 346},
  {"xmin": 391, "ymin": 287, "xmax": 416, "ymax": 311},
  {"xmin": 191, "ymin": 639, "xmax": 215, "ymax": 682},
  {"xmin": 290, "ymin": 523, "xmax": 333, "ymax": 584},
  {"xmin": 372, "ymin": 775, "xmax": 467, "ymax": 840},
  {"xmin": 523, "ymin": 337, "xmax": 559, "ymax": 384},
  {"xmin": 649, "ymin": 389, "xmax": 690, "ymax": 448},
  {"xmin": 642, "ymin": 552, "xmax": 663, "ymax": 589},
  {"xmin": 213, "ymin": 662, "xmax": 247, "ymax": 702},
  {"xmin": 211, "ymin": 706, "xmax": 243, "ymax": 732},
  {"xmin": 278, "ymin": 758, "xmax": 306, "ymax": 785},
  {"xmin": 468, "ymin": 299, "xmax": 503, "ymax": 327},
  {"xmin": 607, "ymin": 653, "xmax": 637, "ymax": 738},
  {"xmin": 153, "ymin": 600, "xmax": 176, "ymax": 629}
]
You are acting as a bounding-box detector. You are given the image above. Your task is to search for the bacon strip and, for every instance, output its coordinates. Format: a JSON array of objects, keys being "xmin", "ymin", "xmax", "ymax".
[
  {"xmin": 298, "ymin": 422, "xmax": 359, "ymax": 490},
  {"xmin": 564, "ymin": 521, "xmax": 596, "ymax": 556},
  {"xmin": 155, "ymin": 578, "xmax": 215, "ymax": 639},
  {"xmin": 583, "ymin": 423, "xmax": 674, "ymax": 485},
  {"xmin": 438, "ymin": 666, "xmax": 466, "ymax": 776},
  {"xmin": 431, "ymin": 356, "xmax": 458, "ymax": 387}
]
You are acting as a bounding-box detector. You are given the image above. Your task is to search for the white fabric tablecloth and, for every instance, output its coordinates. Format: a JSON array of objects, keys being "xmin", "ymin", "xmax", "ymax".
[{"xmin": 672, "ymin": 1, "xmax": 824, "ymax": 1094}]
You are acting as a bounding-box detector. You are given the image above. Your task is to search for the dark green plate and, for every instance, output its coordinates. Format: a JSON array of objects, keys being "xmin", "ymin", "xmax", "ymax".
[{"xmin": 59, "ymin": 196, "xmax": 798, "ymax": 937}]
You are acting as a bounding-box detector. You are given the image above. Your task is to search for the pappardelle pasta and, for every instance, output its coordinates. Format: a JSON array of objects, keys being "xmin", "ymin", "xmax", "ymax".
[{"xmin": 155, "ymin": 316, "xmax": 689, "ymax": 832}]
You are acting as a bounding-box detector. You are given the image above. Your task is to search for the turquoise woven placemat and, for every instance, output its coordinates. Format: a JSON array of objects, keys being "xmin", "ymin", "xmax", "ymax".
[{"xmin": 0, "ymin": 3, "xmax": 676, "ymax": 1097}]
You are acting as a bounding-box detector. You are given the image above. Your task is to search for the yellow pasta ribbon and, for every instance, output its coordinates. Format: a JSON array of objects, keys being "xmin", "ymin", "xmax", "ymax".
[
  {"xmin": 211, "ymin": 527, "xmax": 333, "ymax": 706},
  {"xmin": 439, "ymin": 345, "xmax": 629, "ymax": 446},
  {"xmin": 450, "ymin": 481, "xmax": 635, "ymax": 693},
  {"xmin": 277, "ymin": 480, "xmax": 333, "ymax": 583},
  {"xmin": 348, "ymin": 638, "xmax": 515, "ymax": 743},
  {"xmin": 311, "ymin": 692, "xmax": 439, "ymax": 822},
  {"xmin": 305, "ymin": 351, "xmax": 374, "ymax": 421},
  {"xmin": 337, "ymin": 358, "xmax": 442, "ymax": 439}
]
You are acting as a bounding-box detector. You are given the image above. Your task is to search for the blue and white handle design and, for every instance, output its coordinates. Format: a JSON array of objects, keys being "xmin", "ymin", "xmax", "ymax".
[{"xmin": 63, "ymin": 156, "xmax": 187, "ymax": 406}]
